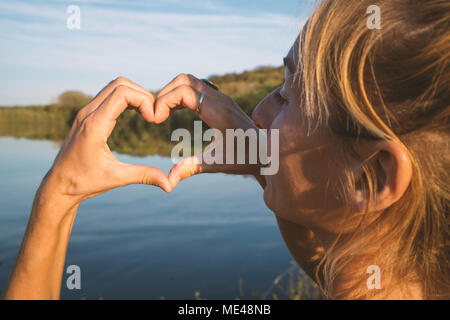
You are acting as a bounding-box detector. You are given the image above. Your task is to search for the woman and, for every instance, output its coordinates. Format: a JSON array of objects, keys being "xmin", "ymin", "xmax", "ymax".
[{"xmin": 4, "ymin": 0, "xmax": 449, "ymax": 299}]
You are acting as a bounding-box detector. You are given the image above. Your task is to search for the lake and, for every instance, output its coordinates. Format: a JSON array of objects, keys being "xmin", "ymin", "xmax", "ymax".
[{"xmin": 0, "ymin": 136, "xmax": 315, "ymax": 300}]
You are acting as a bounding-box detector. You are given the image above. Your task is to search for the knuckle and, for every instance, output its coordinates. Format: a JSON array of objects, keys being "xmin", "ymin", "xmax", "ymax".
[
  {"xmin": 75, "ymin": 109, "xmax": 87, "ymax": 122},
  {"xmin": 181, "ymin": 85, "xmax": 196, "ymax": 100},
  {"xmin": 179, "ymin": 84, "xmax": 195, "ymax": 99},
  {"xmin": 176, "ymin": 73, "xmax": 187, "ymax": 82},
  {"xmin": 74, "ymin": 105, "xmax": 95, "ymax": 124},
  {"xmin": 77, "ymin": 118, "xmax": 94, "ymax": 136},
  {"xmin": 82, "ymin": 116, "xmax": 97, "ymax": 132},
  {"xmin": 154, "ymin": 94, "xmax": 164, "ymax": 105},
  {"xmin": 186, "ymin": 73, "xmax": 196, "ymax": 81},
  {"xmin": 141, "ymin": 170, "xmax": 154, "ymax": 185},
  {"xmin": 179, "ymin": 84, "xmax": 191, "ymax": 91},
  {"xmin": 112, "ymin": 84, "xmax": 129, "ymax": 97},
  {"xmin": 177, "ymin": 73, "xmax": 193, "ymax": 85},
  {"xmin": 184, "ymin": 165, "xmax": 196, "ymax": 178},
  {"xmin": 113, "ymin": 76, "xmax": 130, "ymax": 86}
]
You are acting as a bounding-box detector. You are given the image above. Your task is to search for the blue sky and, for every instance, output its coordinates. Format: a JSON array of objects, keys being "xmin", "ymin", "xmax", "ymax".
[{"xmin": 0, "ymin": 0, "xmax": 311, "ymax": 106}]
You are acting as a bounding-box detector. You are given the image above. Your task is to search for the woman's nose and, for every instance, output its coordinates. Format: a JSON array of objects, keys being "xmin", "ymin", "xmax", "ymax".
[{"xmin": 252, "ymin": 90, "xmax": 283, "ymax": 130}]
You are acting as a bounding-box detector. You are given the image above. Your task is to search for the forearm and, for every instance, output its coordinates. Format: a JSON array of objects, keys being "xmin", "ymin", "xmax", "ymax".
[
  {"xmin": 4, "ymin": 77, "xmax": 176, "ymax": 299},
  {"xmin": 4, "ymin": 183, "xmax": 79, "ymax": 300}
]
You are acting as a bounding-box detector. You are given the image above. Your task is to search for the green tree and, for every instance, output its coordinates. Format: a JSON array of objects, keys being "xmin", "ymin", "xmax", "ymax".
[{"xmin": 55, "ymin": 91, "xmax": 93, "ymax": 109}]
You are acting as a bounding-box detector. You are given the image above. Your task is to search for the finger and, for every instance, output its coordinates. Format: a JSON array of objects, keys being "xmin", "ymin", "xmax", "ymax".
[
  {"xmin": 118, "ymin": 162, "xmax": 172, "ymax": 193},
  {"xmin": 168, "ymin": 155, "xmax": 203, "ymax": 188},
  {"xmin": 154, "ymin": 84, "xmax": 202, "ymax": 124},
  {"xmin": 168, "ymin": 155, "xmax": 251, "ymax": 187},
  {"xmin": 93, "ymin": 85, "xmax": 155, "ymax": 135},
  {"xmin": 169, "ymin": 151, "xmax": 262, "ymax": 188},
  {"xmin": 78, "ymin": 77, "xmax": 154, "ymax": 120},
  {"xmin": 157, "ymin": 74, "xmax": 203, "ymax": 99}
]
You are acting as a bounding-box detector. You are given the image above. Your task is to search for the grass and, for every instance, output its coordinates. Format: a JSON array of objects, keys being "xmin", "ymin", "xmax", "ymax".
[{"xmin": 190, "ymin": 261, "xmax": 322, "ymax": 301}]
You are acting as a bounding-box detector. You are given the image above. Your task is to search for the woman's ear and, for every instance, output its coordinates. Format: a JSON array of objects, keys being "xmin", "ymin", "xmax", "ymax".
[{"xmin": 352, "ymin": 140, "xmax": 413, "ymax": 213}]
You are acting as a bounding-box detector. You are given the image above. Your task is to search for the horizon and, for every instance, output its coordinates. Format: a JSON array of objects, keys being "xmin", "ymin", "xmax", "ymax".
[
  {"xmin": 0, "ymin": 64, "xmax": 282, "ymax": 107},
  {"xmin": 0, "ymin": 0, "xmax": 310, "ymax": 106}
]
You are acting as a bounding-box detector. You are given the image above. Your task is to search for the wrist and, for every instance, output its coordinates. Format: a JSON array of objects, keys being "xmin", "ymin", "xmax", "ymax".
[{"xmin": 32, "ymin": 173, "xmax": 80, "ymax": 228}]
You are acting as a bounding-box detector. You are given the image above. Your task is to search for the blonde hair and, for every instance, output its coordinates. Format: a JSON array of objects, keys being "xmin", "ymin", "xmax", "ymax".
[{"xmin": 296, "ymin": 0, "xmax": 449, "ymax": 299}]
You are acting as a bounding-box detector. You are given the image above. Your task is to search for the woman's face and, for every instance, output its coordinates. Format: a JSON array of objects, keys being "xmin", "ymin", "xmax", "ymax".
[{"xmin": 252, "ymin": 39, "xmax": 346, "ymax": 228}]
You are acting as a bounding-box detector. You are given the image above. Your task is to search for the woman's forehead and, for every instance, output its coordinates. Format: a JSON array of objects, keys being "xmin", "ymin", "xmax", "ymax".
[{"xmin": 286, "ymin": 36, "xmax": 301, "ymax": 71}]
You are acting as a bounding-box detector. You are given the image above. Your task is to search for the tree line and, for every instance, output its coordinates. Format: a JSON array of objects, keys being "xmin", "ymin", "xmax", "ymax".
[{"xmin": 0, "ymin": 66, "xmax": 284, "ymax": 157}]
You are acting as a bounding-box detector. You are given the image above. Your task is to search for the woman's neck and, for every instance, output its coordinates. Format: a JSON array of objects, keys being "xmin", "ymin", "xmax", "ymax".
[{"xmin": 310, "ymin": 227, "xmax": 423, "ymax": 299}]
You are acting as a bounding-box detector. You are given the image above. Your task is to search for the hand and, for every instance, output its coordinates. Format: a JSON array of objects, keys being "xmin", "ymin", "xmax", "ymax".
[
  {"xmin": 3, "ymin": 75, "xmax": 261, "ymax": 300},
  {"xmin": 41, "ymin": 77, "xmax": 172, "ymax": 211},
  {"xmin": 4, "ymin": 78, "xmax": 176, "ymax": 300},
  {"xmin": 153, "ymin": 74, "xmax": 265, "ymax": 188}
]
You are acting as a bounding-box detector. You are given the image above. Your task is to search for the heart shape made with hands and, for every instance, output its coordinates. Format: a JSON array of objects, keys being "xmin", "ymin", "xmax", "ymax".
[
  {"xmin": 48, "ymin": 76, "xmax": 213, "ymax": 203},
  {"xmin": 60, "ymin": 75, "xmax": 257, "ymax": 202},
  {"xmin": 108, "ymin": 75, "xmax": 222, "ymax": 193}
]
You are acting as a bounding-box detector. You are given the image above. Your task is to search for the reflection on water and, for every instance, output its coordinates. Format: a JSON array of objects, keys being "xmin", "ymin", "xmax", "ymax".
[
  {"xmin": 0, "ymin": 137, "xmax": 303, "ymax": 299},
  {"xmin": 0, "ymin": 107, "xmax": 200, "ymax": 157}
]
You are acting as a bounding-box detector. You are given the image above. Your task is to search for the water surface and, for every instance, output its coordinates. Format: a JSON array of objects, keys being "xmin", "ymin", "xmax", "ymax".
[{"xmin": 0, "ymin": 137, "xmax": 298, "ymax": 299}]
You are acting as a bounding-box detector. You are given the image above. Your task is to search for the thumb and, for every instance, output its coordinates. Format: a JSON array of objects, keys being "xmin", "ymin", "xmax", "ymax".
[
  {"xmin": 169, "ymin": 155, "xmax": 204, "ymax": 188},
  {"xmin": 169, "ymin": 152, "xmax": 263, "ymax": 189},
  {"xmin": 118, "ymin": 162, "xmax": 172, "ymax": 193}
]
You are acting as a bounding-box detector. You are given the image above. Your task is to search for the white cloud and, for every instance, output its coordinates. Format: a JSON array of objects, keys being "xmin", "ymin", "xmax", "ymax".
[{"xmin": 0, "ymin": 1, "xmax": 304, "ymax": 105}]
